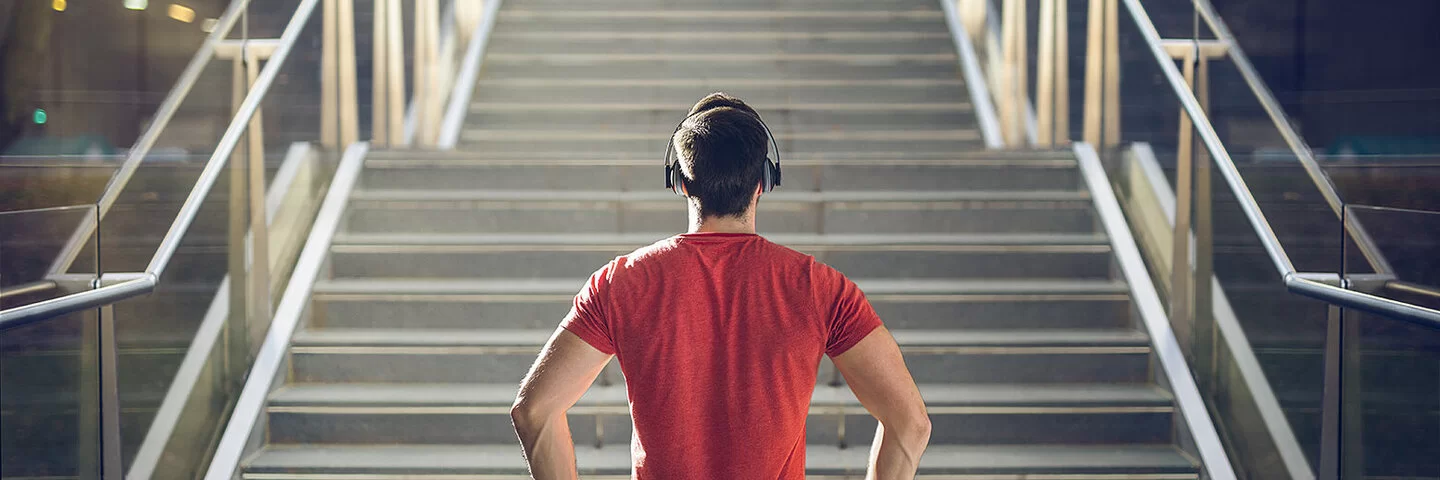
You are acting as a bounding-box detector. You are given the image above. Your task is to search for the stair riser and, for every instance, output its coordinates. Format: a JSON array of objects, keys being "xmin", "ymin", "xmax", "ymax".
[
  {"xmin": 492, "ymin": 19, "xmax": 951, "ymax": 36},
  {"xmin": 465, "ymin": 110, "xmax": 977, "ymax": 129},
  {"xmin": 343, "ymin": 201, "xmax": 1098, "ymax": 235},
  {"xmin": 826, "ymin": 411, "xmax": 1175, "ymax": 445},
  {"xmin": 471, "ymin": 84, "xmax": 968, "ymax": 104},
  {"xmin": 487, "ymin": 38, "xmax": 956, "ymax": 56},
  {"xmin": 502, "ymin": 0, "xmax": 938, "ymax": 9},
  {"xmin": 904, "ymin": 352, "xmax": 1150, "ymax": 384},
  {"xmin": 478, "ymin": 63, "xmax": 961, "ymax": 81},
  {"xmin": 327, "ymin": 249, "xmax": 1115, "ymax": 280},
  {"xmin": 265, "ymin": 410, "xmax": 1172, "ymax": 446},
  {"xmin": 456, "ymin": 137, "xmax": 984, "ymax": 156},
  {"xmin": 289, "ymin": 350, "xmax": 1145, "ymax": 385},
  {"xmin": 360, "ymin": 163, "xmax": 1080, "ymax": 192},
  {"xmin": 290, "ymin": 352, "xmax": 821, "ymax": 386},
  {"xmin": 311, "ymin": 297, "xmax": 1133, "ymax": 331}
]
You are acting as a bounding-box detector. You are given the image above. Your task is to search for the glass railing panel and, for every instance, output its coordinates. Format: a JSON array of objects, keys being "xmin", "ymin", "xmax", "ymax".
[
  {"xmin": 105, "ymin": 1, "xmax": 330, "ymax": 475},
  {"xmin": 1, "ymin": 205, "xmax": 99, "ymax": 304},
  {"xmin": 1338, "ymin": 205, "xmax": 1440, "ymax": 479},
  {"xmin": 1, "ymin": 204, "xmax": 101, "ymax": 480},
  {"xmin": 0, "ymin": 158, "xmax": 121, "ymax": 212},
  {"xmin": 1322, "ymin": 155, "xmax": 1440, "ymax": 213},
  {"xmin": 1105, "ymin": 1, "xmax": 1346, "ymax": 474}
]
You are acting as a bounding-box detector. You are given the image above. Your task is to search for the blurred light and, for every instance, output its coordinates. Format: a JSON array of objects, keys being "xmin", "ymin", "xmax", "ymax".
[
  {"xmin": 34, "ymin": 109, "xmax": 47, "ymax": 125},
  {"xmin": 124, "ymin": 0, "xmax": 147, "ymax": 10},
  {"xmin": 201, "ymin": 17, "xmax": 218, "ymax": 32},
  {"xmin": 168, "ymin": 4, "xmax": 195, "ymax": 23},
  {"xmin": 52, "ymin": 0, "xmax": 67, "ymax": 12}
]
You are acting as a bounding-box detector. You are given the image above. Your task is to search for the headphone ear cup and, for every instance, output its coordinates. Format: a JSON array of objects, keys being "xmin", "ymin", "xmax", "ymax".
[
  {"xmin": 670, "ymin": 164, "xmax": 687, "ymax": 196},
  {"xmin": 761, "ymin": 158, "xmax": 780, "ymax": 192}
]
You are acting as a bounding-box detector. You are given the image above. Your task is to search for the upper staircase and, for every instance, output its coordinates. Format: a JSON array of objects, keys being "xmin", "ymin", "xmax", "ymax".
[{"xmin": 235, "ymin": 0, "xmax": 1212, "ymax": 477}]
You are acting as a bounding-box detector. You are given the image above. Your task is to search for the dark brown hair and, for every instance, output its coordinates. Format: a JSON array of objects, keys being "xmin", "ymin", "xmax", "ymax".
[{"xmin": 672, "ymin": 93, "xmax": 769, "ymax": 218}]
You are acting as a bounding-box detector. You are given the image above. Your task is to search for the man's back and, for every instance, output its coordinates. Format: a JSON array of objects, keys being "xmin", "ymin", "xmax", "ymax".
[{"xmin": 562, "ymin": 232, "xmax": 881, "ymax": 478}]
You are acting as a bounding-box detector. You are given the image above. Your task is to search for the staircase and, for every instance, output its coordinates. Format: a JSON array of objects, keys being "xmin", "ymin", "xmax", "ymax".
[{"xmin": 239, "ymin": 0, "xmax": 1206, "ymax": 477}]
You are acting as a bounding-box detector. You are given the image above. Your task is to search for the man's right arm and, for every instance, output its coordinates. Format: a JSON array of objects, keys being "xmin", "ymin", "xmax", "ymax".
[{"xmin": 831, "ymin": 326, "xmax": 931, "ymax": 480}]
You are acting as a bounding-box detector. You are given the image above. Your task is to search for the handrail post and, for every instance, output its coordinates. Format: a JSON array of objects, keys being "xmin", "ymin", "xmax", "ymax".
[
  {"xmin": 998, "ymin": 0, "xmax": 1026, "ymax": 147},
  {"xmin": 372, "ymin": 0, "xmax": 405, "ymax": 147},
  {"xmin": 414, "ymin": 0, "xmax": 441, "ymax": 148},
  {"xmin": 243, "ymin": 47, "xmax": 274, "ymax": 352},
  {"xmin": 1035, "ymin": 0, "xmax": 1069, "ymax": 147},
  {"xmin": 321, "ymin": 0, "xmax": 359, "ymax": 149},
  {"xmin": 1083, "ymin": 0, "xmax": 1119, "ymax": 149}
]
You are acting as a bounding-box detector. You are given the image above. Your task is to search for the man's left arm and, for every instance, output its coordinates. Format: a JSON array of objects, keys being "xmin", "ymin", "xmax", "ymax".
[{"xmin": 512, "ymin": 326, "xmax": 613, "ymax": 480}]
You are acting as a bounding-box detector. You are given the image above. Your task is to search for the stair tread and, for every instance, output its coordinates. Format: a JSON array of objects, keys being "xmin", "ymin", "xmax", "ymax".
[
  {"xmin": 312, "ymin": 278, "xmax": 1129, "ymax": 296},
  {"xmin": 291, "ymin": 328, "xmax": 1148, "ymax": 348},
  {"xmin": 348, "ymin": 189, "xmax": 1091, "ymax": 202},
  {"xmin": 268, "ymin": 382, "xmax": 1172, "ymax": 407},
  {"xmin": 362, "ymin": 149, "xmax": 1077, "ymax": 162},
  {"xmin": 332, "ymin": 232, "xmax": 1110, "ymax": 247},
  {"xmin": 244, "ymin": 443, "xmax": 1197, "ymax": 473},
  {"xmin": 470, "ymin": 102, "xmax": 973, "ymax": 111}
]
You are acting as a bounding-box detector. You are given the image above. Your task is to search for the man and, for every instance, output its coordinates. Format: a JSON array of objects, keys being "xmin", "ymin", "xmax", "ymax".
[{"xmin": 511, "ymin": 93, "xmax": 931, "ymax": 479}]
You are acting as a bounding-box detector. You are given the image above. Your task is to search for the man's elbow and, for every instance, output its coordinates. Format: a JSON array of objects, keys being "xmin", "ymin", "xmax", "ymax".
[
  {"xmin": 510, "ymin": 398, "xmax": 551, "ymax": 432},
  {"xmin": 889, "ymin": 409, "xmax": 932, "ymax": 448}
]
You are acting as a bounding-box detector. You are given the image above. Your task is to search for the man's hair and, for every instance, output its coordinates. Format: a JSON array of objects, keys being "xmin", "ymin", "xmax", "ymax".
[{"xmin": 672, "ymin": 92, "xmax": 770, "ymax": 219}]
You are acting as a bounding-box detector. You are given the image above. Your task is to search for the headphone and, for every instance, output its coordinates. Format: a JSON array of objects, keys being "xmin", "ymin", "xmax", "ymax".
[{"xmin": 663, "ymin": 108, "xmax": 782, "ymax": 196}]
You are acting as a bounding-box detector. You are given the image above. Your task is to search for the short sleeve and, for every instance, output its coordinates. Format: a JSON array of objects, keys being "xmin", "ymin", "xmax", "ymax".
[
  {"xmin": 560, "ymin": 260, "xmax": 618, "ymax": 355},
  {"xmin": 813, "ymin": 263, "xmax": 884, "ymax": 357}
]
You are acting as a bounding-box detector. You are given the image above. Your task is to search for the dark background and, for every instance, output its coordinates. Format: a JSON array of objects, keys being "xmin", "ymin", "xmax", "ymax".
[{"xmin": 2, "ymin": 0, "xmax": 1437, "ymax": 154}]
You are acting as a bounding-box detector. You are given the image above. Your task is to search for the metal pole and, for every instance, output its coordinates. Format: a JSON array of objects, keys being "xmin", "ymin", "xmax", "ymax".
[
  {"xmin": 337, "ymin": 0, "xmax": 359, "ymax": 147},
  {"xmin": 320, "ymin": 0, "xmax": 338, "ymax": 148},
  {"xmin": 1082, "ymin": 0, "xmax": 1105, "ymax": 146},
  {"xmin": 1193, "ymin": 52, "xmax": 1216, "ymax": 393},
  {"xmin": 244, "ymin": 50, "xmax": 273, "ymax": 351},
  {"xmin": 228, "ymin": 55, "xmax": 250, "ymax": 379},
  {"xmin": 1318, "ymin": 303, "xmax": 1342, "ymax": 480},
  {"xmin": 1054, "ymin": 0, "xmax": 1070, "ymax": 143},
  {"xmin": 1102, "ymin": 0, "xmax": 1119, "ymax": 147},
  {"xmin": 1036, "ymin": 0, "xmax": 1056, "ymax": 147},
  {"xmin": 98, "ymin": 305, "xmax": 122, "ymax": 479},
  {"xmin": 372, "ymin": 0, "xmax": 391, "ymax": 146},
  {"xmin": 1170, "ymin": 47, "xmax": 1198, "ymax": 355}
]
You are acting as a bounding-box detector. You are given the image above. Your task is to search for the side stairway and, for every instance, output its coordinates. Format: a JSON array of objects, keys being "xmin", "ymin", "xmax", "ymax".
[{"xmin": 237, "ymin": 0, "xmax": 1205, "ymax": 477}]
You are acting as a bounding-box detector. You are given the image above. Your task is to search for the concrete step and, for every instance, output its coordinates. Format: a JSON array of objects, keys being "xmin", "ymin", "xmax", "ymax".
[
  {"xmin": 471, "ymin": 82, "xmax": 968, "ymax": 104},
  {"xmin": 465, "ymin": 103, "xmax": 976, "ymax": 130},
  {"xmin": 500, "ymin": 0, "xmax": 940, "ymax": 11},
  {"xmin": 478, "ymin": 57, "xmax": 961, "ymax": 81},
  {"xmin": 243, "ymin": 443, "xmax": 1197, "ymax": 477},
  {"xmin": 311, "ymin": 272, "xmax": 1133, "ymax": 331},
  {"xmin": 342, "ymin": 189, "xmax": 1098, "ymax": 235},
  {"xmin": 288, "ymin": 325, "xmax": 1148, "ymax": 385},
  {"xmin": 486, "ymin": 34, "xmax": 956, "ymax": 56},
  {"xmin": 263, "ymin": 382, "xmax": 1173, "ymax": 445},
  {"xmin": 326, "ymin": 233, "xmax": 1114, "ymax": 280},
  {"xmin": 360, "ymin": 156, "xmax": 1081, "ymax": 192},
  {"xmin": 492, "ymin": 10, "xmax": 950, "ymax": 36},
  {"xmin": 457, "ymin": 128, "xmax": 983, "ymax": 155}
]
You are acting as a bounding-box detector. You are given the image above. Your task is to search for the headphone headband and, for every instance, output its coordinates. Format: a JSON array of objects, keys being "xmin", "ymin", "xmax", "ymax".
[{"xmin": 664, "ymin": 107, "xmax": 782, "ymax": 196}]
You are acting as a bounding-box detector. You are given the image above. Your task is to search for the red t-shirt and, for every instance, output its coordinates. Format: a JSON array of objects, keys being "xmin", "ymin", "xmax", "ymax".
[{"xmin": 561, "ymin": 232, "xmax": 884, "ymax": 479}]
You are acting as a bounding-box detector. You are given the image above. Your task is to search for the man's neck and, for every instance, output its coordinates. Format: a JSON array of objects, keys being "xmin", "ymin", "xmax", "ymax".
[{"xmin": 687, "ymin": 211, "xmax": 756, "ymax": 234}]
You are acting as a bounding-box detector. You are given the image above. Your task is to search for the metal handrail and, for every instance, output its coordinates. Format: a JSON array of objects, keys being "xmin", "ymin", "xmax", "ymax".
[
  {"xmin": 1114, "ymin": 0, "xmax": 1440, "ymax": 328},
  {"xmin": 1074, "ymin": 143, "xmax": 1238, "ymax": 480},
  {"xmin": 0, "ymin": 0, "xmax": 321, "ymax": 330}
]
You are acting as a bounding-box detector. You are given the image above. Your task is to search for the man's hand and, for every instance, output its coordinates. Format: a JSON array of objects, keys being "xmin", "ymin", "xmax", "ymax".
[
  {"xmin": 831, "ymin": 326, "xmax": 931, "ymax": 480},
  {"xmin": 512, "ymin": 327, "xmax": 613, "ymax": 480}
]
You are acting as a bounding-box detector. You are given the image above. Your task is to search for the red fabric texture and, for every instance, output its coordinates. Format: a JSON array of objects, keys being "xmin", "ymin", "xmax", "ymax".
[{"xmin": 560, "ymin": 232, "xmax": 884, "ymax": 479}]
